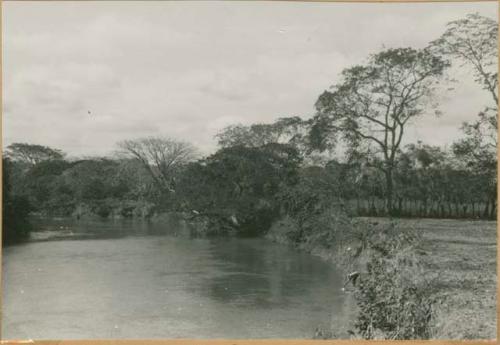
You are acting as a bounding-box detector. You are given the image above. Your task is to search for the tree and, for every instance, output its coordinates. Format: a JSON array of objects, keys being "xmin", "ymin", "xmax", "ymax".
[
  {"xmin": 431, "ymin": 13, "xmax": 498, "ymax": 108},
  {"xmin": 452, "ymin": 111, "xmax": 497, "ymax": 173},
  {"xmin": 118, "ymin": 137, "xmax": 197, "ymax": 193},
  {"xmin": 216, "ymin": 124, "xmax": 278, "ymax": 148},
  {"xmin": 114, "ymin": 158, "xmax": 157, "ymax": 201},
  {"xmin": 215, "ymin": 116, "xmax": 314, "ymax": 154},
  {"xmin": 5, "ymin": 143, "xmax": 65, "ymax": 166},
  {"xmin": 177, "ymin": 143, "xmax": 301, "ymax": 235},
  {"xmin": 23, "ymin": 159, "xmax": 72, "ymax": 213},
  {"xmin": 431, "ymin": 12, "xmax": 498, "ymax": 153},
  {"xmin": 396, "ymin": 144, "xmax": 449, "ymax": 217},
  {"xmin": 216, "ymin": 117, "xmax": 330, "ymax": 164},
  {"xmin": 432, "ymin": 13, "xmax": 498, "ymax": 218},
  {"xmin": 313, "ymin": 47, "xmax": 448, "ymax": 214},
  {"xmin": 452, "ymin": 119, "xmax": 497, "ymax": 218},
  {"xmin": 216, "ymin": 117, "xmax": 305, "ymax": 148},
  {"xmin": 62, "ymin": 159, "xmax": 118, "ymax": 202}
]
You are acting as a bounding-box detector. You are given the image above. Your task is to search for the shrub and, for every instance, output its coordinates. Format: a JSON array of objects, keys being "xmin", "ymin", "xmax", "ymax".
[
  {"xmin": 353, "ymin": 222, "xmax": 437, "ymax": 339},
  {"xmin": 276, "ymin": 169, "xmax": 351, "ymax": 247},
  {"xmin": 299, "ymin": 206, "xmax": 352, "ymax": 247}
]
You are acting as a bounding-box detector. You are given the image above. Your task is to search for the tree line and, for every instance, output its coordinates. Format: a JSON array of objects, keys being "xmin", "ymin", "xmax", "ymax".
[{"xmin": 3, "ymin": 13, "xmax": 497, "ymax": 243}]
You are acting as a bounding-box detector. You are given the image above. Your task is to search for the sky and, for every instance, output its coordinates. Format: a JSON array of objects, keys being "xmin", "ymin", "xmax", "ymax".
[{"xmin": 3, "ymin": 1, "xmax": 498, "ymax": 158}]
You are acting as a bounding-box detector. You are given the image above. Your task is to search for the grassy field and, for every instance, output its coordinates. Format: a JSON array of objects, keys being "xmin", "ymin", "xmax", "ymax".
[
  {"xmin": 268, "ymin": 216, "xmax": 496, "ymax": 339},
  {"xmin": 399, "ymin": 218, "xmax": 497, "ymax": 339}
]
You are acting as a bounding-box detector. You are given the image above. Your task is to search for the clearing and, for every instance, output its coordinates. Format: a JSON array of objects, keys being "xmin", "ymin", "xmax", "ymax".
[{"xmin": 401, "ymin": 218, "xmax": 496, "ymax": 339}]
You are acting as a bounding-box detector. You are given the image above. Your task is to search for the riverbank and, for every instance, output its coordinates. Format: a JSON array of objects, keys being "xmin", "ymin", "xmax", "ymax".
[{"xmin": 266, "ymin": 217, "xmax": 497, "ymax": 339}]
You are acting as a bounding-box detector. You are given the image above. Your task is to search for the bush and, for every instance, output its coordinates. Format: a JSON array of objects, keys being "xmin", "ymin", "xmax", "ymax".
[
  {"xmin": 298, "ymin": 206, "xmax": 352, "ymax": 247},
  {"xmin": 353, "ymin": 222, "xmax": 437, "ymax": 339},
  {"xmin": 276, "ymin": 168, "xmax": 351, "ymax": 247}
]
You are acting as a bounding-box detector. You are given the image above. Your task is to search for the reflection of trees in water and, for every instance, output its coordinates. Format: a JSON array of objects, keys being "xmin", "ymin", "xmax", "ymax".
[
  {"xmin": 26, "ymin": 215, "xmax": 205, "ymax": 243},
  {"xmin": 199, "ymin": 238, "xmax": 342, "ymax": 308},
  {"xmin": 29, "ymin": 217, "xmax": 179, "ymax": 241}
]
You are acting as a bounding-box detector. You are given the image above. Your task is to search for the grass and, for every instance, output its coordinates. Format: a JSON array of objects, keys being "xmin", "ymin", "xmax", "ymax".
[
  {"xmin": 268, "ymin": 215, "xmax": 497, "ymax": 339},
  {"xmin": 385, "ymin": 218, "xmax": 497, "ymax": 339}
]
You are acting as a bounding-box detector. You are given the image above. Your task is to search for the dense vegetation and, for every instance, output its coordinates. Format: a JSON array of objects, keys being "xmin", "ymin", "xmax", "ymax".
[
  {"xmin": 2, "ymin": 158, "xmax": 32, "ymax": 244},
  {"xmin": 2, "ymin": 13, "xmax": 496, "ymax": 339}
]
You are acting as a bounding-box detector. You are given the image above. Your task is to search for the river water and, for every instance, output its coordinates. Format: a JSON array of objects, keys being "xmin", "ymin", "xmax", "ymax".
[{"xmin": 2, "ymin": 218, "xmax": 350, "ymax": 339}]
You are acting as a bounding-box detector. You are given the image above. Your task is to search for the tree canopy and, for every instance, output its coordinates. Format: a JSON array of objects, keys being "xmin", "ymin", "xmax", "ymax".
[
  {"xmin": 313, "ymin": 47, "xmax": 449, "ymax": 213},
  {"xmin": 118, "ymin": 137, "xmax": 197, "ymax": 193},
  {"xmin": 5, "ymin": 143, "xmax": 65, "ymax": 166},
  {"xmin": 431, "ymin": 13, "xmax": 498, "ymax": 107}
]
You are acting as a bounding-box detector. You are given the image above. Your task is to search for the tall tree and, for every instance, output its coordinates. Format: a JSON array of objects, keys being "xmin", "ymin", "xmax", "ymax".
[
  {"xmin": 432, "ymin": 13, "xmax": 498, "ymax": 218},
  {"xmin": 431, "ymin": 13, "xmax": 498, "ymax": 108},
  {"xmin": 118, "ymin": 137, "xmax": 197, "ymax": 193},
  {"xmin": 313, "ymin": 48, "xmax": 448, "ymax": 214}
]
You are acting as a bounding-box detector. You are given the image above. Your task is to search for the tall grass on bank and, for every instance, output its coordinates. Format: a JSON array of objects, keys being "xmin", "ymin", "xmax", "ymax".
[
  {"xmin": 352, "ymin": 223, "xmax": 437, "ymax": 339},
  {"xmin": 269, "ymin": 206, "xmax": 438, "ymax": 339}
]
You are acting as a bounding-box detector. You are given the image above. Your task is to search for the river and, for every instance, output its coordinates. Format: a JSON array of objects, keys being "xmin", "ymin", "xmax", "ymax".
[{"xmin": 2, "ymin": 218, "xmax": 351, "ymax": 339}]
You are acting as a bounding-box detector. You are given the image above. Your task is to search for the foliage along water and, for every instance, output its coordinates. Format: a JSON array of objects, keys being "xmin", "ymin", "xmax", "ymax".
[{"xmin": 2, "ymin": 217, "xmax": 352, "ymax": 339}]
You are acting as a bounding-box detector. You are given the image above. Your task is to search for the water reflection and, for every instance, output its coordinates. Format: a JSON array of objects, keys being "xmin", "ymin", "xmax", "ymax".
[
  {"xmin": 27, "ymin": 216, "xmax": 182, "ymax": 241},
  {"xmin": 197, "ymin": 238, "xmax": 339, "ymax": 310}
]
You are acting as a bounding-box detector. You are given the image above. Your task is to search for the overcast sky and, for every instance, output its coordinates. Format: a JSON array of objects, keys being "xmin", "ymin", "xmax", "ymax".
[{"xmin": 3, "ymin": 1, "xmax": 498, "ymax": 157}]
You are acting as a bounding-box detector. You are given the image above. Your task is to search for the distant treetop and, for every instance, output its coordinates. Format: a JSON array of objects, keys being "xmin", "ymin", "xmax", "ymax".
[{"xmin": 5, "ymin": 143, "xmax": 65, "ymax": 165}]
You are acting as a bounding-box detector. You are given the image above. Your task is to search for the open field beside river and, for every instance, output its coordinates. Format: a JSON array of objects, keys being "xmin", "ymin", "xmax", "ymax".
[
  {"xmin": 391, "ymin": 218, "xmax": 496, "ymax": 339},
  {"xmin": 267, "ymin": 216, "xmax": 497, "ymax": 339}
]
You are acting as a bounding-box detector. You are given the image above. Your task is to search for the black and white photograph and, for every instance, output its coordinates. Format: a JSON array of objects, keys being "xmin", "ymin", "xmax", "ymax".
[{"xmin": 1, "ymin": 0, "xmax": 498, "ymax": 340}]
